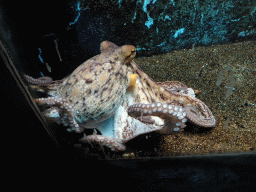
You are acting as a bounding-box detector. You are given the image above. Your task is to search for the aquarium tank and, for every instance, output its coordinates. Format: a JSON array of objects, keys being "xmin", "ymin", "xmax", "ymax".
[
  {"xmin": 2, "ymin": 1, "xmax": 256, "ymax": 190},
  {"xmin": 1, "ymin": 0, "xmax": 255, "ymax": 161}
]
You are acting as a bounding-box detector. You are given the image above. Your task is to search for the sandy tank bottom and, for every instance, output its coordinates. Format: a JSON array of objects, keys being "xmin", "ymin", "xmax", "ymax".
[{"xmin": 123, "ymin": 40, "xmax": 256, "ymax": 157}]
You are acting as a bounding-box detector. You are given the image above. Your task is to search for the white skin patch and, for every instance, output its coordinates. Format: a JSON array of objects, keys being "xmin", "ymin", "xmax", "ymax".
[
  {"xmin": 187, "ymin": 88, "xmax": 196, "ymax": 98},
  {"xmin": 150, "ymin": 116, "xmax": 164, "ymax": 126},
  {"xmin": 48, "ymin": 109, "xmax": 60, "ymax": 118}
]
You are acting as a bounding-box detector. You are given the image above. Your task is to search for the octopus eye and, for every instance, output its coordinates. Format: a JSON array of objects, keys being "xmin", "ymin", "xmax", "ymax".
[
  {"xmin": 121, "ymin": 45, "xmax": 136, "ymax": 64},
  {"xmin": 121, "ymin": 45, "xmax": 136, "ymax": 57}
]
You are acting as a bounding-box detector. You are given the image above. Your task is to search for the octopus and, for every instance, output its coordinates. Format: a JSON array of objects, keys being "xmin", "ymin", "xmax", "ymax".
[{"xmin": 24, "ymin": 41, "xmax": 216, "ymax": 152}]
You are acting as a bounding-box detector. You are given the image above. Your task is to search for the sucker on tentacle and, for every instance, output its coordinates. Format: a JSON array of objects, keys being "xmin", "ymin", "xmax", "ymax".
[
  {"xmin": 128, "ymin": 60, "xmax": 216, "ymax": 128},
  {"xmin": 35, "ymin": 96, "xmax": 82, "ymax": 133},
  {"xmin": 128, "ymin": 102, "xmax": 187, "ymax": 132},
  {"xmin": 24, "ymin": 74, "xmax": 66, "ymax": 96},
  {"xmin": 24, "ymin": 75, "xmax": 53, "ymax": 86}
]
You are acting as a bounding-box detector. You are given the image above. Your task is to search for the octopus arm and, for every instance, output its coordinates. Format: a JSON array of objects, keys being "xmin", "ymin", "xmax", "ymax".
[
  {"xmin": 129, "ymin": 61, "xmax": 216, "ymax": 128},
  {"xmin": 128, "ymin": 102, "xmax": 188, "ymax": 133},
  {"xmin": 184, "ymin": 100, "xmax": 216, "ymax": 127},
  {"xmin": 80, "ymin": 134, "xmax": 126, "ymax": 152},
  {"xmin": 24, "ymin": 74, "xmax": 66, "ymax": 96},
  {"xmin": 24, "ymin": 74, "xmax": 53, "ymax": 86},
  {"xmin": 35, "ymin": 96, "xmax": 83, "ymax": 133}
]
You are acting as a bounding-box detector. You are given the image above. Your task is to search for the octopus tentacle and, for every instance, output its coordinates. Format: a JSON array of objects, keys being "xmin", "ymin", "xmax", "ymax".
[
  {"xmin": 80, "ymin": 134, "xmax": 126, "ymax": 152},
  {"xmin": 157, "ymin": 81, "xmax": 187, "ymax": 92},
  {"xmin": 129, "ymin": 61, "xmax": 216, "ymax": 128},
  {"xmin": 24, "ymin": 74, "xmax": 68, "ymax": 96},
  {"xmin": 184, "ymin": 100, "xmax": 216, "ymax": 127},
  {"xmin": 24, "ymin": 74, "xmax": 53, "ymax": 86},
  {"xmin": 158, "ymin": 81, "xmax": 196, "ymax": 98},
  {"xmin": 35, "ymin": 97, "xmax": 82, "ymax": 133},
  {"xmin": 128, "ymin": 102, "xmax": 188, "ymax": 133}
]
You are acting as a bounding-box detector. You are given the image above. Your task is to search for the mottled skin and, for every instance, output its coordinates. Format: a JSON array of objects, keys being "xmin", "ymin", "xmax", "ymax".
[
  {"xmin": 25, "ymin": 41, "xmax": 216, "ymax": 152},
  {"xmin": 25, "ymin": 41, "xmax": 136, "ymax": 134},
  {"xmin": 56, "ymin": 42, "xmax": 135, "ymax": 127},
  {"xmin": 128, "ymin": 60, "xmax": 216, "ymax": 128}
]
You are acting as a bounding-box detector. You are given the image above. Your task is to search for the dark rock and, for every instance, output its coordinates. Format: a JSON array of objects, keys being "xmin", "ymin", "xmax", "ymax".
[{"xmin": 70, "ymin": 0, "xmax": 256, "ymax": 56}]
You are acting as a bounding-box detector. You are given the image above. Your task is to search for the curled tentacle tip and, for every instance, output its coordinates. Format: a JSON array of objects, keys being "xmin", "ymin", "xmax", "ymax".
[{"xmin": 184, "ymin": 105, "xmax": 216, "ymax": 127}]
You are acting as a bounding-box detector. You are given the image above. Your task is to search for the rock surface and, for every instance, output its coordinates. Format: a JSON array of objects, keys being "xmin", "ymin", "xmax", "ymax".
[{"xmin": 71, "ymin": 0, "xmax": 256, "ymax": 56}]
